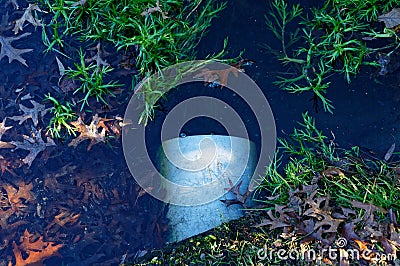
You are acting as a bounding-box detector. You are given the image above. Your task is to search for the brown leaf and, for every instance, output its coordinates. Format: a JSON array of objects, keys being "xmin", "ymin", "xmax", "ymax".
[
  {"xmin": 53, "ymin": 211, "xmax": 80, "ymax": 227},
  {"xmin": 332, "ymin": 207, "xmax": 356, "ymax": 219},
  {"xmin": 378, "ymin": 8, "xmax": 400, "ymax": 29},
  {"xmin": 389, "ymin": 223, "xmax": 400, "ymax": 246},
  {"xmin": 2, "ymin": 181, "xmax": 35, "ymax": 218},
  {"xmin": 13, "ymin": 4, "xmax": 43, "ymax": 34},
  {"xmin": 141, "ymin": 0, "xmax": 169, "ymax": 19},
  {"xmin": 350, "ymin": 200, "xmax": 387, "ymax": 226},
  {"xmin": 0, "ymin": 157, "xmax": 17, "ymax": 175},
  {"xmin": 0, "ymin": 33, "xmax": 33, "ymax": 66},
  {"xmin": 194, "ymin": 66, "xmax": 240, "ymax": 87},
  {"xmin": 0, "ymin": 141, "xmax": 14, "ymax": 148},
  {"xmin": 389, "ymin": 208, "xmax": 398, "ymax": 226},
  {"xmin": 13, "ymin": 229, "xmax": 63, "ymax": 266},
  {"xmin": 354, "ymin": 239, "xmax": 375, "ymax": 261},
  {"xmin": 323, "ymin": 167, "xmax": 345, "ymax": 178},
  {"xmin": 68, "ymin": 114, "xmax": 106, "ymax": 151},
  {"xmin": 252, "ymin": 210, "xmax": 289, "ymax": 229}
]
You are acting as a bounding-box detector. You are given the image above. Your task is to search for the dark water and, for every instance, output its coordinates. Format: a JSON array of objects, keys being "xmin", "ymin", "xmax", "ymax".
[
  {"xmin": 0, "ymin": 1, "xmax": 399, "ymax": 265},
  {"xmin": 194, "ymin": 0, "xmax": 400, "ymax": 155}
]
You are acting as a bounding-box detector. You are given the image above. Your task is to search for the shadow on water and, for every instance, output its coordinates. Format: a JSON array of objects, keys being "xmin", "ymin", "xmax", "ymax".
[{"xmin": 0, "ymin": 0, "xmax": 399, "ymax": 265}]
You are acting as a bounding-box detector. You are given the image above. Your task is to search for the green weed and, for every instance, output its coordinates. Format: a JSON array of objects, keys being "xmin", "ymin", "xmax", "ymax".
[
  {"xmin": 44, "ymin": 93, "xmax": 77, "ymax": 138},
  {"xmin": 264, "ymin": 0, "xmax": 400, "ymax": 112}
]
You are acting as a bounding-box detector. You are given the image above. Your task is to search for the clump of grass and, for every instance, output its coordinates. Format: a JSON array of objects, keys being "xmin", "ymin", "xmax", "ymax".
[
  {"xmin": 256, "ymin": 113, "xmax": 400, "ymax": 213},
  {"xmin": 264, "ymin": 0, "xmax": 400, "ymax": 112},
  {"xmin": 44, "ymin": 93, "xmax": 77, "ymax": 138},
  {"xmin": 40, "ymin": 0, "xmax": 227, "ymax": 75},
  {"xmin": 39, "ymin": 0, "xmax": 229, "ymax": 126},
  {"xmin": 65, "ymin": 49, "xmax": 121, "ymax": 110}
]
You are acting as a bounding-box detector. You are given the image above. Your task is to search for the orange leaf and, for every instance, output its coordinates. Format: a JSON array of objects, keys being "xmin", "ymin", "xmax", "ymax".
[{"xmin": 12, "ymin": 229, "xmax": 63, "ymax": 266}]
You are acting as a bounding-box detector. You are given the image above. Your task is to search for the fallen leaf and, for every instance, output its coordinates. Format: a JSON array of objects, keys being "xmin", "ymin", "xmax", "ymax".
[
  {"xmin": 351, "ymin": 200, "xmax": 387, "ymax": 213},
  {"xmin": 389, "ymin": 223, "xmax": 400, "ymax": 246},
  {"xmin": 194, "ymin": 66, "xmax": 240, "ymax": 87},
  {"xmin": 0, "ymin": 139, "xmax": 12, "ymax": 149},
  {"xmin": 0, "ymin": 117, "xmax": 14, "ymax": 148},
  {"xmin": 354, "ymin": 239, "xmax": 375, "ymax": 261},
  {"xmin": 2, "ymin": 181, "xmax": 35, "ymax": 217},
  {"xmin": 68, "ymin": 114, "xmax": 106, "ymax": 151},
  {"xmin": 13, "ymin": 229, "xmax": 63, "ymax": 266},
  {"xmin": 5, "ymin": 0, "xmax": 19, "ymax": 9},
  {"xmin": 55, "ymin": 56, "xmax": 65, "ymax": 84},
  {"xmin": 85, "ymin": 42, "xmax": 109, "ymax": 67},
  {"xmin": 141, "ymin": 0, "xmax": 169, "ymax": 19},
  {"xmin": 11, "ymin": 127, "xmax": 55, "ymax": 167},
  {"xmin": 342, "ymin": 222, "xmax": 361, "ymax": 241},
  {"xmin": 380, "ymin": 236, "xmax": 396, "ymax": 255},
  {"xmin": 13, "ymin": 4, "xmax": 43, "ymax": 35},
  {"xmin": 378, "ymin": 8, "xmax": 400, "ymax": 29},
  {"xmin": 0, "ymin": 33, "xmax": 33, "ymax": 66},
  {"xmin": 389, "ymin": 208, "xmax": 398, "ymax": 226},
  {"xmin": 45, "ymin": 209, "xmax": 80, "ymax": 232},
  {"xmin": 0, "ymin": 156, "xmax": 17, "ymax": 175},
  {"xmin": 0, "ymin": 12, "xmax": 13, "ymax": 32},
  {"xmin": 9, "ymin": 100, "xmax": 50, "ymax": 126},
  {"xmin": 384, "ymin": 143, "xmax": 395, "ymax": 161}
]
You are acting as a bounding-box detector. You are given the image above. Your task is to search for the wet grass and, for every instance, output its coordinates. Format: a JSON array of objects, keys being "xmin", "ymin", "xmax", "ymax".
[
  {"xmin": 38, "ymin": 0, "xmax": 230, "ymax": 133},
  {"xmin": 263, "ymin": 0, "xmax": 399, "ymax": 112},
  {"xmin": 257, "ymin": 113, "xmax": 399, "ymax": 213}
]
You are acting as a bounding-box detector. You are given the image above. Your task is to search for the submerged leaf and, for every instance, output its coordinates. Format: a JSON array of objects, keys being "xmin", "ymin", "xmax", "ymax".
[
  {"xmin": 0, "ymin": 33, "xmax": 33, "ymax": 66},
  {"xmin": 13, "ymin": 229, "xmax": 63, "ymax": 266},
  {"xmin": 68, "ymin": 114, "xmax": 106, "ymax": 151},
  {"xmin": 5, "ymin": 0, "xmax": 19, "ymax": 10},
  {"xmin": 384, "ymin": 143, "xmax": 395, "ymax": 161},
  {"xmin": 13, "ymin": 4, "xmax": 43, "ymax": 35},
  {"xmin": 11, "ymin": 127, "xmax": 55, "ymax": 167},
  {"xmin": 0, "ymin": 117, "xmax": 12, "ymax": 137},
  {"xmin": 194, "ymin": 66, "xmax": 240, "ymax": 87},
  {"xmin": 378, "ymin": 8, "xmax": 400, "ymax": 29},
  {"xmin": 9, "ymin": 100, "xmax": 50, "ymax": 126}
]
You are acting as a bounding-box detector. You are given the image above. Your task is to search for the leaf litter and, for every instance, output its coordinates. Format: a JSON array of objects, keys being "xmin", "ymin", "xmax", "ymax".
[
  {"xmin": 0, "ymin": 1, "xmax": 169, "ymax": 265},
  {"xmin": 252, "ymin": 175, "xmax": 400, "ymax": 265}
]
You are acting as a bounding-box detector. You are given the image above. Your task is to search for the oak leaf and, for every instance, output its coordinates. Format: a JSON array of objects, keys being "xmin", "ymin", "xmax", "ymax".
[
  {"xmin": 2, "ymin": 181, "xmax": 35, "ymax": 217},
  {"xmin": 9, "ymin": 100, "xmax": 50, "ymax": 126},
  {"xmin": 0, "ymin": 33, "xmax": 33, "ymax": 66},
  {"xmin": 6, "ymin": 0, "xmax": 19, "ymax": 9},
  {"xmin": 194, "ymin": 66, "xmax": 240, "ymax": 87},
  {"xmin": 0, "ymin": 118, "xmax": 12, "ymax": 137},
  {"xmin": 0, "ymin": 117, "xmax": 14, "ymax": 148},
  {"xmin": 13, "ymin": 4, "xmax": 43, "ymax": 35},
  {"xmin": 0, "ymin": 12, "xmax": 13, "ymax": 33},
  {"xmin": 11, "ymin": 127, "xmax": 55, "ymax": 167},
  {"xmin": 378, "ymin": 8, "xmax": 400, "ymax": 29},
  {"xmin": 85, "ymin": 42, "xmax": 109, "ymax": 67},
  {"xmin": 13, "ymin": 229, "xmax": 63, "ymax": 266},
  {"xmin": 68, "ymin": 114, "xmax": 106, "ymax": 151}
]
